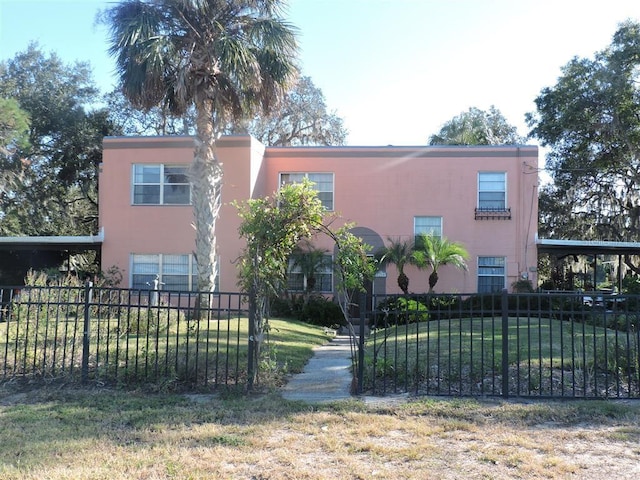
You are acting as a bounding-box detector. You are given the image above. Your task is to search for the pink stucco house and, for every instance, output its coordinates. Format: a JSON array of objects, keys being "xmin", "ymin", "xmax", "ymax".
[{"xmin": 100, "ymin": 135, "xmax": 538, "ymax": 295}]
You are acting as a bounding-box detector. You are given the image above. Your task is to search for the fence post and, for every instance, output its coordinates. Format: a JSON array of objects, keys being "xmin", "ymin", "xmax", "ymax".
[
  {"xmin": 356, "ymin": 291, "xmax": 366, "ymax": 394},
  {"xmin": 247, "ymin": 285, "xmax": 256, "ymax": 391},
  {"xmin": 81, "ymin": 280, "xmax": 93, "ymax": 384},
  {"xmin": 501, "ymin": 288, "xmax": 509, "ymax": 398}
]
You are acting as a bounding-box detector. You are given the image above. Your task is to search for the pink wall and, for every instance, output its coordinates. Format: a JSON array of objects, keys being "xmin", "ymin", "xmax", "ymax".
[
  {"xmin": 100, "ymin": 136, "xmax": 538, "ymax": 294},
  {"xmin": 263, "ymin": 145, "xmax": 538, "ymax": 293},
  {"xmin": 100, "ymin": 137, "xmax": 195, "ymax": 280}
]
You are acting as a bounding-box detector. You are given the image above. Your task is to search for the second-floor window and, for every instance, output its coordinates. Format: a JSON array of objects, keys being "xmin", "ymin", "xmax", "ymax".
[
  {"xmin": 280, "ymin": 172, "xmax": 334, "ymax": 211},
  {"xmin": 132, "ymin": 164, "xmax": 190, "ymax": 205},
  {"xmin": 478, "ymin": 172, "xmax": 506, "ymax": 211}
]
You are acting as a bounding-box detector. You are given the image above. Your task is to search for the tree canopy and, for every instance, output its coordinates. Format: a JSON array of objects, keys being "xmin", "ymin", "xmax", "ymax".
[
  {"xmin": 429, "ymin": 106, "xmax": 526, "ymax": 145},
  {"xmin": 527, "ymin": 20, "xmax": 640, "ymax": 258},
  {"xmin": 105, "ymin": 89, "xmax": 195, "ymax": 136},
  {"xmin": 237, "ymin": 75, "xmax": 347, "ymax": 146},
  {"xmin": 0, "ymin": 97, "xmax": 30, "ymax": 207},
  {"xmin": 106, "ymin": 74, "xmax": 346, "ymax": 146},
  {"xmin": 0, "ymin": 44, "xmax": 117, "ymax": 237},
  {"xmin": 0, "ymin": 97, "xmax": 30, "ymax": 156}
]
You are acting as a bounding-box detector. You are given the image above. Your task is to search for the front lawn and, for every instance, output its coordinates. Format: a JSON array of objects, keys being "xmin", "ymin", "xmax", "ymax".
[
  {"xmin": 364, "ymin": 316, "xmax": 640, "ymax": 397},
  {"xmin": 1, "ymin": 388, "xmax": 639, "ymax": 479}
]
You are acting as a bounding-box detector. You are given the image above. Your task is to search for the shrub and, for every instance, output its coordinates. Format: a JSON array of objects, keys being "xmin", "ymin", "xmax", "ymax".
[
  {"xmin": 373, "ymin": 296, "xmax": 429, "ymax": 328},
  {"xmin": 512, "ymin": 278, "xmax": 534, "ymax": 293},
  {"xmin": 297, "ymin": 295, "xmax": 344, "ymax": 328},
  {"xmin": 269, "ymin": 296, "xmax": 293, "ymax": 317}
]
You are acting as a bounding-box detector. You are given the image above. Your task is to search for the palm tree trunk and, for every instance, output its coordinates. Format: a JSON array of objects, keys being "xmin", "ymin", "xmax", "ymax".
[
  {"xmin": 398, "ymin": 272, "xmax": 409, "ymax": 295},
  {"xmin": 428, "ymin": 271, "xmax": 438, "ymax": 292},
  {"xmin": 191, "ymin": 98, "xmax": 223, "ymax": 312}
]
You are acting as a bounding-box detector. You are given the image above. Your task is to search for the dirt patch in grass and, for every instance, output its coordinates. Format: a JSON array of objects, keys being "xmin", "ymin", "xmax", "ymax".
[{"xmin": 1, "ymin": 385, "xmax": 639, "ymax": 479}]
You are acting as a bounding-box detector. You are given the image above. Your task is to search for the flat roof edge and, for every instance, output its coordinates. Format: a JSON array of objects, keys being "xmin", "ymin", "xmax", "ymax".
[
  {"xmin": 0, "ymin": 228, "xmax": 104, "ymax": 248},
  {"xmin": 265, "ymin": 145, "xmax": 538, "ymax": 159},
  {"xmin": 537, "ymin": 238, "xmax": 640, "ymax": 248},
  {"xmin": 104, "ymin": 136, "xmax": 196, "ymax": 149},
  {"xmin": 537, "ymin": 237, "xmax": 640, "ymax": 255}
]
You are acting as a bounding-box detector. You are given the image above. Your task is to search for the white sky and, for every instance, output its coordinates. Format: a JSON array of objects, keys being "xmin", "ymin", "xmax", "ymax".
[{"xmin": 1, "ymin": 0, "xmax": 639, "ymax": 146}]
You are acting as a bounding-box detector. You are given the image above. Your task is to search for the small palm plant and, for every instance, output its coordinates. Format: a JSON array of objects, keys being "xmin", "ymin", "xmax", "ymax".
[
  {"xmin": 376, "ymin": 238, "xmax": 416, "ymax": 295},
  {"xmin": 413, "ymin": 233, "xmax": 469, "ymax": 292}
]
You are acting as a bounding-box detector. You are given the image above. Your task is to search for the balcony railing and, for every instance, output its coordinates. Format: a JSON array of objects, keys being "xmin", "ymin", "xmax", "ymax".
[{"xmin": 475, "ymin": 207, "xmax": 511, "ymax": 220}]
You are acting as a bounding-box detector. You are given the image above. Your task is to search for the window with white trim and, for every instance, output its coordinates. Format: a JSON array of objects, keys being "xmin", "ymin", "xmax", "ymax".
[
  {"xmin": 477, "ymin": 256, "xmax": 506, "ymax": 293},
  {"xmin": 280, "ymin": 172, "xmax": 334, "ymax": 210},
  {"xmin": 131, "ymin": 254, "xmax": 202, "ymax": 291},
  {"xmin": 414, "ymin": 216, "xmax": 442, "ymax": 247},
  {"xmin": 132, "ymin": 164, "xmax": 190, "ymax": 205},
  {"xmin": 478, "ymin": 172, "xmax": 506, "ymax": 211},
  {"xmin": 287, "ymin": 254, "xmax": 333, "ymax": 293}
]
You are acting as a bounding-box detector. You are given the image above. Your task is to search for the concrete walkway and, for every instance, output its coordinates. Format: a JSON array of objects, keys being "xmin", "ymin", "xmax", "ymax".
[{"xmin": 281, "ymin": 334, "xmax": 355, "ymax": 403}]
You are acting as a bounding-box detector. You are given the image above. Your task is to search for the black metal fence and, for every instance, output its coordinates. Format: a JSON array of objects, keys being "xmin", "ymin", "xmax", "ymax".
[
  {"xmin": 4, "ymin": 284, "xmax": 640, "ymax": 400},
  {"xmin": 356, "ymin": 290, "xmax": 640, "ymax": 399},
  {"xmin": 0, "ymin": 283, "xmax": 248, "ymax": 390}
]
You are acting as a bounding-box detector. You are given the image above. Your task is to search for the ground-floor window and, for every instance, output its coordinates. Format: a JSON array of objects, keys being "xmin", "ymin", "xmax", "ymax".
[
  {"xmin": 477, "ymin": 256, "xmax": 505, "ymax": 293},
  {"xmin": 414, "ymin": 216, "xmax": 442, "ymax": 247},
  {"xmin": 131, "ymin": 254, "xmax": 201, "ymax": 291},
  {"xmin": 287, "ymin": 254, "xmax": 333, "ymax": 293}
]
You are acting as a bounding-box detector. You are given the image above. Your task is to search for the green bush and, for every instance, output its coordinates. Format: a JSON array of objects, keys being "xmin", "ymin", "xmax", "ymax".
[
  {"xmin": 512, "ymin": 279, "xmax": 535, "ymax": 293},
  {"xmin": 297, "ymin": 295, "xmax": 344, "ymax": 328},
  {"xmin": 268, "ymin": 294, "xmax": 343, "ymax": 328},
  {"xmin": 269, "ymin": 296, "xmax": 293, "ymax": 317},
  {"xmin": 374, "ymin": 297, "xmax": 429, "ymax": 328}
]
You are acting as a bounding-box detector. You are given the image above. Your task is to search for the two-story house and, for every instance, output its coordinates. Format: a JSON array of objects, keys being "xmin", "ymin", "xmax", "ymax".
[{"xmin": 99, "ymin": 135, "xmax": 538, "ymax": 295}]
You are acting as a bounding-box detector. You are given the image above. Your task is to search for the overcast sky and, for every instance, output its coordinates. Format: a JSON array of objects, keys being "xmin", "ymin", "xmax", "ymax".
[{"xmin": 1, "ymin": 0, "xmax": 639, "ymax": 145}]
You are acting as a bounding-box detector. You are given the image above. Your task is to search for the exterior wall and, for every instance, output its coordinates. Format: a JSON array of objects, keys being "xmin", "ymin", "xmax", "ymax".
[
  {"xmin": 100, "ymin": 135, "xmax": 265, "ymax": 289},
  {"xmin": 100, "ymin": 136, "xmax": 538, "ymax": 294},
  {"xmin": 264, "ymin": 145, "xmax": 539, "ymax": 294},
  {"xmin": 100, "ymin": 136, "xmax": 196, "ymax": 281}
]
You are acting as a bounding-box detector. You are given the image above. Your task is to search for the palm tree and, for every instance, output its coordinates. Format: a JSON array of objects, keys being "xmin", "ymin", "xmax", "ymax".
[
  {"xmin": 104, "ymin": 0, "xmax": 299, "ymax": 297},
  {"xmin": 413, "ymin": 233, "xmax": 468, "ymax": 292},
  {"xmin": 376, "ymin": 238, "xmax": 415, "ymax": 295}
]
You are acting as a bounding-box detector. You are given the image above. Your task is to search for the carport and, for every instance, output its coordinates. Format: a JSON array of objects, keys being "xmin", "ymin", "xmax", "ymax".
[
  {"xmin": 0, "ymin": 229, "xmax": 103, "ymax": 284},
  {"xmin": 536, "ymin": 237, "xmax": 640, "ymax": 291}
]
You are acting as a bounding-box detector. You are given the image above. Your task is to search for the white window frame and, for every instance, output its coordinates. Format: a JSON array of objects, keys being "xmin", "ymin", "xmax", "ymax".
[
  {"xmin": 477, "ymin": 256, "xmax": 506, "ymax": 293},
  {"xmin": 414, "ymin": 216, "xmax": 443, "ymax": 245},
  {"xmin": 130, "ymin": 253, "xmax": 205, "ymax": 292},
  {"xmin": 477, "ymin": 172, "xmax": 507, "ymax": 211},
  {"xmin": 132, "ymin": 164, "xmax": 191, "ymax": 205},
  {"xmin": 279, "ymin": 172, "xmax": 334, "ymax": 211}
]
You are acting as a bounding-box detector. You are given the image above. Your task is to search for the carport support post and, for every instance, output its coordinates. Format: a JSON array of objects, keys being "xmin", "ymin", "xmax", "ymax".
[
  {"xmin": 81, "ymin": 280, "xmax": 93, "ymax": 384},
  {"xmin": 501, "ymin": 288, "xmax": 509, "ymax": 398},
  {"xmin": 247, "ymin": 285, "xmax": 256, "ymax": 392}
]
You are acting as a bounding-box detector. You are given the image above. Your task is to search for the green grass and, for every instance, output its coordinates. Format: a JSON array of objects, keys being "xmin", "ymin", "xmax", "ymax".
[
  {"xmin": 263, "ymin": 318, "xmax": 333, "ymax": 372},
  {"xmin": 364, "ymin": 316, "xmax": 640, "ymax": 396}
]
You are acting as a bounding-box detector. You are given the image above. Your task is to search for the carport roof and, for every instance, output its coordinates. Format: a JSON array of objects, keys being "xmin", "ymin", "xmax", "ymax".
[
  {"xmin": 0, "ymin": 229, "xmax": 103, "ymax": 251},
  {"xmin": 537, "ymin": 237, "xmax": 640, "ymax": 256}
]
